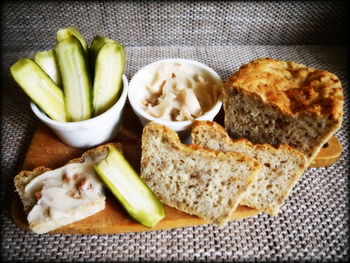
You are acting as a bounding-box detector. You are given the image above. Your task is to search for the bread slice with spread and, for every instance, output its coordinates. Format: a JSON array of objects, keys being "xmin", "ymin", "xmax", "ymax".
[
  {"xmin": 192, "ymin": 120, "xmax": 307, "ymax": 215},
  {"xmin": 14, "ymin": 143, "xmax": 122, "ymax": 234},
  {"xmin": 140, "ymin": 122, "xmax": 261, "ymax": 225}
]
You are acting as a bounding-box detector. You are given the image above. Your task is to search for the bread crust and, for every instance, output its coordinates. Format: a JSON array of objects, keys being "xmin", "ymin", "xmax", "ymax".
[
  {"xmin": 225, "ymin": 58, "xmax": 344, "ymax": 120},
  {"xmin": 142, "ymin": 122, "xmax": 261, "ymax": 170},
  {"xmin": 193, "ymin": 120, "xmax": 307, "ymax": 157}
]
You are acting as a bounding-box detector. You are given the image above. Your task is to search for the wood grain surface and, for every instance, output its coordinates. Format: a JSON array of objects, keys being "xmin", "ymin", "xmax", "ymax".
[
  {"xmin": 11, "ymin": 104, "xmax": 341, "ymax": 234},
  {"xmin": 11, "ymin": 105, "xmax": 259, "ymax": 234},
  {"xmin": 310, "ymin": 135, "xmax": 342, "ymax": 168}
]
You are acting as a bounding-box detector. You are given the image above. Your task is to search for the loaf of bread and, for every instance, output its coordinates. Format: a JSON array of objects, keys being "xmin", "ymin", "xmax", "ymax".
[
  {"xmin": 192, "ymin": 120, "xmax": 307, "ymax": 215},
  {"xmin": 223, "ymin": 58, "xmax": 344, "ymax": 165},
  {"xmin": 14, "ymin": 143, "xmax": 122, "ymax": 234},
  {"xmin": 140, "ymin": 122, "xmax": 261, "ymax": 225}
]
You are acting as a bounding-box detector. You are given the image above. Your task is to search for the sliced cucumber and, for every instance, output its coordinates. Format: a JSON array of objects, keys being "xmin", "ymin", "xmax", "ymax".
[
  {"xmin": 93, "ymin": 43, "xmax": 125, "ymax": 115},
  {"xmin": 10, "ymin": 58, "xmax": 66, "ymax": 121},
  {"xmin": 56, "ymin": 26, "xmax": 88, "ymax": 54},
  {"xmin": 55, "ymin": 36, "xmax": 92, "ymax": 122},
  {"xmin": 90, "ymin": 36, "xmax": 121, "ymax": 72},
  {"xmin": 94, "ymin": 145, "xmax": 165, "ymax": 228},
  {"xmin": 34, "ymin": 50, "xmax": 62, "ymax": 87}
]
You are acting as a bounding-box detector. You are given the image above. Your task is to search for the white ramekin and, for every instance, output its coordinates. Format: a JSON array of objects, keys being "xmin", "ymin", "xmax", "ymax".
[
  {"xmin": 31, "ymin": 75, "xmax": 128, "ymax": 148},
  {"xmin": 127, "ymin": 58, "xmax": 223, "ymax": 140}
]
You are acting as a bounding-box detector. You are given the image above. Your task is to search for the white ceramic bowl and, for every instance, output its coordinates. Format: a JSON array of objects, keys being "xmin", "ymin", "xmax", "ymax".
[
  {"xmin": 128, "ymin": 59, "xmax": 223, "ymax": 140},
  {"xmin": 31, "ymin": 75, "xmax": 128, "ymax": 148}
]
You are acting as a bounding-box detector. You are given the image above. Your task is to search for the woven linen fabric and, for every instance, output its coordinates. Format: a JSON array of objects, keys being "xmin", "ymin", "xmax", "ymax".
[
  {"xmin": 1, "ymin": 45, "xmax": 349, "ymax": 261},
  {"xmin": 1, "ymin": 0, "xmax": 349, "ymax": 261},
  {"xmin": 1, "ymin": 0, "xmax": 348, "ymax": 51}
]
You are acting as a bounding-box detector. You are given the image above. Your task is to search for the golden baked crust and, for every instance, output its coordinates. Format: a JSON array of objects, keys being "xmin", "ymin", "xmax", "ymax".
[{"xmin": 225, "ymin": 58, "xmax": 344, "ymax": 120}]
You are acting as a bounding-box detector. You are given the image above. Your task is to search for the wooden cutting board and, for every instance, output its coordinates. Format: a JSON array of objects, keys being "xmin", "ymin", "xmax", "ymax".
[
  {"xmin": 11, "ymin": 104, "xmax": 341, "ymax": 234},
  {"xmin": 11, "ymin": 105, "xmax": 260, "ymax": 234}
]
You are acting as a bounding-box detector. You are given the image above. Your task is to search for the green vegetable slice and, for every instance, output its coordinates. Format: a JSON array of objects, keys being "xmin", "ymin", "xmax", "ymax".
[
  {"xmin": 90, "ymin": 36, "xmax": 121, "ymax": 72},
  {"xmin": 56, "ymin": 26, "xmax": 88, "ymax": 54},
  {"xmin": 94, "ymin": 145, "xmax": 165, "ymax": 228},
  {"xmin": 55, "ymin": 36, "xmax": 92, "ymax": 122},
  {"xmin": 34, "ymin": 50, "xmax": 62, "ymax": 87},
  {"xmin": 93, "ymin": 43, "xmax": 125, "ymax": 115},
  {"xmin": 10, "ymin": 58, "xmax": 66, "ymax": 121}
]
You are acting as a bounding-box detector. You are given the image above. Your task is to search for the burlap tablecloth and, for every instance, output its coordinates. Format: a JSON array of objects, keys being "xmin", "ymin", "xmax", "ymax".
[{"xmin": 1, "ymin": 1, "xmax": 348, "ymax": 261}]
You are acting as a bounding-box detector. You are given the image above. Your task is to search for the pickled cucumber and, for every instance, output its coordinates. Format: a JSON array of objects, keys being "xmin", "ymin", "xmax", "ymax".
[
  {"xmin": 10, "ymin": 58, "xmax": 66, "ymax": 121},
  {"xmin": 94, "ymin": 145, "xmax": 165, "ymax": 228},
  {"xmin": 90, "ymin": 36, "xmax": 121, "ymax": 71},
  {"xmin": 56, "ymin": 26, "xmax": 88, "ymax": 54},
  {"xmin": 34, "ymin": 50, "xmax": 62, "ymax": 87},
  {"xmin": 55, "ymin": 36, "xmax": 92, "ymax": 121},
  {"xmin": 93, "ymin": 42, "xmax": 125, "ymax": 115}
]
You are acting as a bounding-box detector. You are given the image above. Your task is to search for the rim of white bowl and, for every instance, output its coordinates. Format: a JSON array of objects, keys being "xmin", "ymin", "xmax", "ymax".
[
  {"xmin": 127, "ymin": 58, "xmax": 223, "ymax": 126},
  {"xmin": 31, "ymin": 75, "xmax": 128, "ymax": 128}
]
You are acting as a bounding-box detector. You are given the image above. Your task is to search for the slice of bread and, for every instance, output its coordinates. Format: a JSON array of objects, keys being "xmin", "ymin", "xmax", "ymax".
[
  {"xmin": 140, "ymin": 122, "xmax": 261, "ymax": 225},
  {"xmin": 14, "ymin": 142, "xmax": 122, "ymax": 234},
  {"xmin": 223, "ymin": 58, "xmax": 344, "ymax": 165},
  {"xmin": 192, "ymin": 121, "xmax": 307, "ymax": 215}
]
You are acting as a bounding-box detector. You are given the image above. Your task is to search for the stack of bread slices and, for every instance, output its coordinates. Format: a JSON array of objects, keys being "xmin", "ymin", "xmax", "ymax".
[{"xmin": 140, "ymin": 121, "xmax": 307, "ymax": 225}]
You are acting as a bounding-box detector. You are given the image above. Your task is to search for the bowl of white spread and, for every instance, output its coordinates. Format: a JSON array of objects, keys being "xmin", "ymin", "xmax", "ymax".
[{"xmin": 128, "ymin": 59, "xmax": 223, "ymax": 139}]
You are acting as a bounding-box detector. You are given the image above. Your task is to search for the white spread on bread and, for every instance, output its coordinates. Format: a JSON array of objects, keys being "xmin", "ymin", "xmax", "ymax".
[
  {"xmin": 136, "ymin": 61, "xmax": 222, "ymax": 121},
  {"xmin": 24, "ymin": 159, "xmax": 104, "ymax": 224}
]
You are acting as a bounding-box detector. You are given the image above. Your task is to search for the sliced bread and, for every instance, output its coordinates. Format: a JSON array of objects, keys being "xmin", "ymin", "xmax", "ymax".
[
  {"xmin": 140, "ymin": 122, "xmax": 261, "ymax": 225},
  {"xmin": 14, "ymin": 142, "xmax": 122, "ymax": 234},
  {"xmin": 223, "ymin": 58, "xmax": 343, "ymax": 165},
  {"xmin": 192, "ymin": 120, "xmax": 307, "ymax": 215}
]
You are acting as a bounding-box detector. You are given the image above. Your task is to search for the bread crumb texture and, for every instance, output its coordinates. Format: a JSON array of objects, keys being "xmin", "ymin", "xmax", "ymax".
[
  {"xmin": 192, "ymin": 120, "xmax": 307, "ymax": 215},
  {"xmin": 140, "ymin": 122, "xmax": 261, "ymax": 225}
]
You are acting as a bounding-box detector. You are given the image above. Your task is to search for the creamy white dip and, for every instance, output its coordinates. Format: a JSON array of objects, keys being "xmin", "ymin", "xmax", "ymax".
[{"xmin": 136, "ymin": 61, "xmax": 222, "ymax": 121}]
